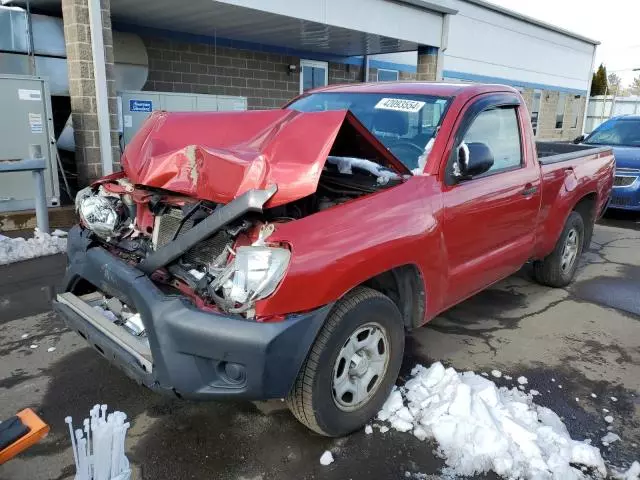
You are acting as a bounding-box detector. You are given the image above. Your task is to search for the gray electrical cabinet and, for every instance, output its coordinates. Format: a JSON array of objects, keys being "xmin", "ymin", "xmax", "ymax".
[
  {"xmin": 0, "ymin": 74, "xmax": 59, "ymax": 212},
  {"xmin": 118, "ymin": 90, "xmax": 248, "ymax": 147}
]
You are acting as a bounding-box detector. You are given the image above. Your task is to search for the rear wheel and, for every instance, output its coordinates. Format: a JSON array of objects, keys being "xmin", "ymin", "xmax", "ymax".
[
  {"xmin": 534, "ymin": 211, "xmax": 585, "ymax": 287},
  {"xmin": 287, "ymin": 286, "xmax": 404, "ymax": 437}
]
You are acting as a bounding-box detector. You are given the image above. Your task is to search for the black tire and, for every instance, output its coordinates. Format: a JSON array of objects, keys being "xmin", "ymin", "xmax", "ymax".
[
  {"xmin": 533, "ymin": 211, "xmax": 585, "ymax": 287},
  {"xmin": 287, "ymin": 286, "xmax": 404, "ymax": 437}
]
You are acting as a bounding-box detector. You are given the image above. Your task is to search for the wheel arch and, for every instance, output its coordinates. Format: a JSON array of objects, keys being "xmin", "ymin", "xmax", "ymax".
[
  {"xmin": 359, "ymin": 264, "xmax": 427, "ymax": 329},
  {"xmin": 572, "ymin": 192, "xmax": 597, "ymax": 249},
  {"xmin": 535, "ymin": 189, "xmax": 599, "ymax": 259}
]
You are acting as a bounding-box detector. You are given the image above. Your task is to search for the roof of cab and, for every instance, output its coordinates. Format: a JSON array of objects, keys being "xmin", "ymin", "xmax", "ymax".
[{"xmin": 308, "ymin": 81, "xmax": 520, "ymax": 98}]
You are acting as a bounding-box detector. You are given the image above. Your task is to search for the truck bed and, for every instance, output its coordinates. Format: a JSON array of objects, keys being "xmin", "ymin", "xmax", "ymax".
[{"xmin": 536, "ymin": 142, "xmax": 612, "ymax": 165}]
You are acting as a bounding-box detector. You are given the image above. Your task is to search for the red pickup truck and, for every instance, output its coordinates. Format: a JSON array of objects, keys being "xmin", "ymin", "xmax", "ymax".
[{"xmin": 54, "ymin": 82, "xmax": 614, "ymax": 437}]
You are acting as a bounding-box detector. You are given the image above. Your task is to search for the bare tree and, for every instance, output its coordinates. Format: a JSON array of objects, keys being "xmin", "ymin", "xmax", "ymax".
[
  {"xmin": 630, "ymin": 76, "xmax": 640, "ymax": 96},
  {"xmin": 608, "ymin": 73, "xmax": 622, "ymax": 93}
]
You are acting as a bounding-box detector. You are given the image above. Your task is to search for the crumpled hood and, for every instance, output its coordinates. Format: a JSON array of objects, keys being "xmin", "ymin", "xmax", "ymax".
[
  {"xmin": 122, "ymin": 109, "xmax": 406, "ymax": 207},
  {"xmin": 611, "ymin": 146, "xmax": 640, "ymax": 170}
]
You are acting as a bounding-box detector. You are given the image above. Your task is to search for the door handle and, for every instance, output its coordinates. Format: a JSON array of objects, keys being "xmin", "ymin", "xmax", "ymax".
[{"xmin": 522, "ymin": 184, "xmax": 538, "ymax": 196}]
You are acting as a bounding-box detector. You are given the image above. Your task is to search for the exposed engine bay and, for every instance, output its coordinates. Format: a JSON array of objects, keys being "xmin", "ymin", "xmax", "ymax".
[{"xmin": 75, "ymin": 156, "xmax": 405, "ymax": 318}]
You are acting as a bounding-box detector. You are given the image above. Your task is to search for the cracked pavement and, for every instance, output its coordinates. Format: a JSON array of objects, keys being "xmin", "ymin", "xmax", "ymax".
[{"xmin": 1, "ymin": 221, "xmax": 639, "ymax": 479}]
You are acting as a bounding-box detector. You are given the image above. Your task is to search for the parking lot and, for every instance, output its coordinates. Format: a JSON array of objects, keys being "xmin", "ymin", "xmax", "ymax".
[{"xmin": 1, "ymin": 217, "xmax": 639, "ymax": 480}]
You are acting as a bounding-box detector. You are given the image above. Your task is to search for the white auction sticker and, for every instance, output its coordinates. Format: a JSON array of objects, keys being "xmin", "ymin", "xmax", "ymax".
[
  {"xmin": 18, "ymin": 89, "xmax": 42, "ymax": 101},
  {"xmin": 375, "ymin": 97, "xmax": 425, "ymax": 113}
]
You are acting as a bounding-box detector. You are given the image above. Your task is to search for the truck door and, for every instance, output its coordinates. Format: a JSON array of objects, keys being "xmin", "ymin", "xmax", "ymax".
[{"xmin": 441, "ymin": 93, "xmax": 541, "ymax": 307}]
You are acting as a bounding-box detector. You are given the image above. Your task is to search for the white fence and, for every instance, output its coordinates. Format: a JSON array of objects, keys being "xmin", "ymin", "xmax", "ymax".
[{"xmin": 585, "ymin": 95, "xmax": 640, "ymax": 133}]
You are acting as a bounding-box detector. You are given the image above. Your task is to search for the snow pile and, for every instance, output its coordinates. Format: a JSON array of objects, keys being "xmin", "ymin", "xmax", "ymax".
[
  {"xmin": 0, "ymin": 229, "xmax": 67, "ymax": 265},
  {"xmin": 378, "ymin": 362, "xmax": 607, "ymax": 479},
  {"xmin": 326, "ymin": 156, "xmax": 401, "ymax": 184},
  {"xmin": 613, "ymin": 461, "xmax": 640, "ymax": 480}
]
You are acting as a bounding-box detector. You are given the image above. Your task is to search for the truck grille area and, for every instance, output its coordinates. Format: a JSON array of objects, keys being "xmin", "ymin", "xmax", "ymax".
[{"xmin": 154, "ymin": 208, "xmax": 230, "ymax": 265}]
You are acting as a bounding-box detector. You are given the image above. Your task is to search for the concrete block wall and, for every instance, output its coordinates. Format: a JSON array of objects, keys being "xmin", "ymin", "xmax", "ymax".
[
  {"xmin": 521, "ymin": 88, "xmax": 586, "ymax": 141},
  {"xmin": 328, "ymin": 62, "xmax": 363, "ymax": 84},
  {"xmin": 62, "ymin": 0, "xmax": 120, "ymax": 183},
  {"xmin": 141, "ymin": 36, "xmax": 365, "ymax": 109},
  {"xmin": 417, "ymin": 47, "xmax": 438, "ymax": 82}
]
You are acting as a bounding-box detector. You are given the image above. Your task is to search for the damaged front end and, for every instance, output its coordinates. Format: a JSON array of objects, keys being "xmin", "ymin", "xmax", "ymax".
[
  {"xmin": 73, "ymin": 109, "xmax": 408, "ymax": 318},
  {"xmin": 75, "ymin": 180, "xmax": 285, "ymax": 318}
]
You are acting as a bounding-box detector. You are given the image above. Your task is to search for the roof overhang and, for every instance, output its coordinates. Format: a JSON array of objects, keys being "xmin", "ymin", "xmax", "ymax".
[
  {"xmin": 463, "ymin": 0, "xmax": 600, "ymax": 45},
  {"xmin": 5, "ymin": 0, "xmax": 450, "ymax": 56}
]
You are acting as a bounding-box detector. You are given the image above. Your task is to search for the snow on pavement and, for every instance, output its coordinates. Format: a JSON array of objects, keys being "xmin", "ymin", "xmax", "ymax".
[
  {"xmin": 0, "ymin": 229, "xmax": 66, "ymax": 265},
  {"xmin": 614, "ymin": 461, "xmax": 640, "ymax": 480},
  {"xmin": 601, "ymin": 432, "xmax": 620, "ymax": 445},
  {"xmin": 319, "ymin": 450, "xmax": 334, "ymax": 466},
  {"xmin": 378, "ymin": 362, "xmax": 615, "ymax": 479}
]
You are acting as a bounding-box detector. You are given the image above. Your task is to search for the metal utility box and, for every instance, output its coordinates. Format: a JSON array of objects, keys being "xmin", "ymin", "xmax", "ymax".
[
  {"xmin": 118, "ymin": 90, "xmax": 248, "ymax": 147},
  {"xmin": 0, "ymin": 74, "xmax": 59, "ymax": 212}
]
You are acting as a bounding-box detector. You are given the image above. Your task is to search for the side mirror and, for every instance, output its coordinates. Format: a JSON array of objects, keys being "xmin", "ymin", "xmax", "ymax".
[
  {"xmin": 573, "ymin": 135, "xmax": 585, "ymax": 144},
  {"xmin": 455, "ymin": 142, "xmax": 494, "ymax": 179}
]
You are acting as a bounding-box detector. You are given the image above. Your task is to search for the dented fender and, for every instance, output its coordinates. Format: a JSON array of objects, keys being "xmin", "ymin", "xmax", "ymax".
[{"xmin": 255, "ymin": 176, "xmax": 448, "ymax": 321}]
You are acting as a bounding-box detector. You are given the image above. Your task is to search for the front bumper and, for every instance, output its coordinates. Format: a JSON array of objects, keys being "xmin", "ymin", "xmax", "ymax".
[{"xmin": 52, "ymin": 226, "xmax": 331, "ymax": 400}]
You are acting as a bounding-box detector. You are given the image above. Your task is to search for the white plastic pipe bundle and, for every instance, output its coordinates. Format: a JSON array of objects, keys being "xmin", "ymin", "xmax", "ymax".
[{"xmin": 65, "ymin": 405, "xmax": 131, "ymax": 480}]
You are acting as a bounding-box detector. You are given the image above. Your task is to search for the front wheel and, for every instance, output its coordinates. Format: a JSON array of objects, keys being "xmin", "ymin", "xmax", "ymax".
[
  {"xmin": 287, "ymin": 287, "xmax": 405, "ymax": 437},
  {"xmin": 533, "ymin": 211, "xmax": 585, "ymax": 287}
]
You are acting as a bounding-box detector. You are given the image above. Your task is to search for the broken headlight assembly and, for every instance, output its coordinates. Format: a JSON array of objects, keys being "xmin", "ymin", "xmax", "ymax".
[
  {"xmin": 209, "ymin": 246, "xmax": 291, "ymax": 313},
  {"xmin": 75, "ymin": 186, "xmax": 123, "ymax": 239}
]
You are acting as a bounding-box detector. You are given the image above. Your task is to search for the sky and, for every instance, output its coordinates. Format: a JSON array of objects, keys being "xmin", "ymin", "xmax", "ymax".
[{"xmin": 488, "ymin": 0, "xmax": 639, "ymax": 87}]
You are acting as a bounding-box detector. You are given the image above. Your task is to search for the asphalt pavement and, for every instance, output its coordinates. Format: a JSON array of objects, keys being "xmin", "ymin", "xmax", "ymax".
[{"xmin": 1, "ymin": 217, "xmax": 639, "ymax": 480}]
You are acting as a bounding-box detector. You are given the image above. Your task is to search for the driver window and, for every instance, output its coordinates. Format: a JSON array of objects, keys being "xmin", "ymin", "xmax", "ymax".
[{"xmin": 463, "ymin": 107, "xmax": 522, "ymax": 174}]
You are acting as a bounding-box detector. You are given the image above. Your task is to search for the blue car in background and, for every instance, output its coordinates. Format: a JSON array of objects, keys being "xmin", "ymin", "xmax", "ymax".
[{"xmin": 579, "ymin": 116, "xmax": 640, "ymax": 212}]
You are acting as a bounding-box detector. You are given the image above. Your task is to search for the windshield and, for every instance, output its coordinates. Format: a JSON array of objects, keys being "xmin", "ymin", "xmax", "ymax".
[
  {"xmin": 584, "ymin": 118, "xmax": 640, "ymax": 147},
  {"xmin": 287, "ymin": 92, "xmax": 451, "ymax": 170}
]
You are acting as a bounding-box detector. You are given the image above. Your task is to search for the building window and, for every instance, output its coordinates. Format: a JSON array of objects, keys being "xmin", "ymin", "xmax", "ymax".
[
  {"xmin": 300, "ymin": 60, "xmax": 328, "ymax": 94},
  {"xmin": 571, "ymin": 96, "xmax": 581, "ymax": 128},
  {"xmin": 555, "ymin": 93, "xmax": 567, "ymax": 129},
  {"xmin": 377, "ymin": 69, "xmax": 399, "ymax": 82},
  {"xmin": 531, "ymin": 89, "xmax": 542, "ymax": 136}
]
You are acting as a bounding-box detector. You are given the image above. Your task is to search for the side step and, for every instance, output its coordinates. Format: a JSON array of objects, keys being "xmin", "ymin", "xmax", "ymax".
[{"xmin": 56, "ymin": 292, "xmax": 153, "ymax": 373}]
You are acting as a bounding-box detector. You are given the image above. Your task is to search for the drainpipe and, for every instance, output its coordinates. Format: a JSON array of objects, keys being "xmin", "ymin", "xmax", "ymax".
[
  {"xmin": 25, "ymin": 0, "xmax": 36, "ymax": 75},
  {"xmin": 582, "ymin": 44, "xmax": 597, "ymax": 134},
  {"xmin": 87, "ymin": 0, "xmax": 113, "ymax": 175},
  {"xmin": 435, "ymin": 13, "xmax": 450, "ymax": 81}
]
